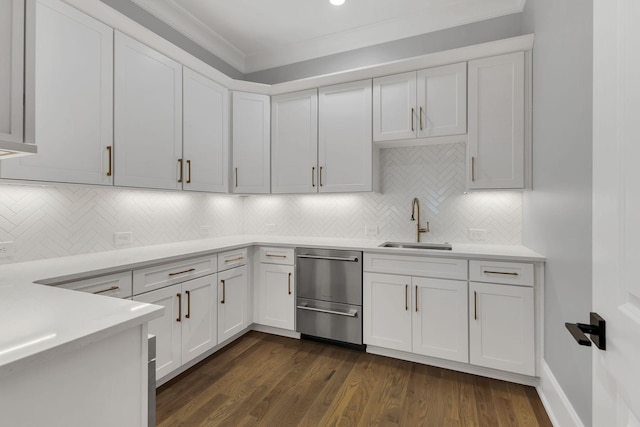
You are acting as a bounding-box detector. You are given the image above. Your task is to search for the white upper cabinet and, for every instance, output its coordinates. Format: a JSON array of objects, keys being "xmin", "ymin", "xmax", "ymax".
[
  {"xmin": 319, "ymin": 79, "xmax": 374, "ymax": 193},
  {"xmin": 2, "ymin": 0, "xmax": 113, "ymax": 184},
  {"xmin": 271, "ymin": 89, "xmax": 318, "ymax": 194},
  {"xmin": 231, "ymin": 91, "xmax": 270, "ymax": 194},
  {"xmin": 373, "ymin": 63, "xmax": 466, "ymax": 144},
  {"xmin": 467, "ymin": 52, "xmax": 525, "ymax": 190},
  {"xmin": 183, "ymin": 68, "xmax": 229, "ymax": 193},
  {"xmin": 0, "ymin": 0, "xmax": 24, "ymax": 147},
  {"xmin": 114, "ymin": 31, "xmax": 182, "ymax": 190}
]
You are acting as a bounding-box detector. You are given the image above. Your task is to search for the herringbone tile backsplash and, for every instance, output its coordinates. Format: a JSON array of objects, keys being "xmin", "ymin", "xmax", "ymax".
[{"xmin": 0, "ymin": 143, "xmax": 522, "ymax": 264}]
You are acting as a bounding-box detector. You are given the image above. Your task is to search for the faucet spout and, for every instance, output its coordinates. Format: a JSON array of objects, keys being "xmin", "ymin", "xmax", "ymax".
[{"xmin": 410, "ymin": 197, "xmax": 429, "ymax": 242}]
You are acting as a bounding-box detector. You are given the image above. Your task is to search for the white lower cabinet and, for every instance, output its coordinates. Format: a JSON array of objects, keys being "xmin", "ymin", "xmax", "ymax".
[
  {"xmin": 133, "ymin": 274, "xmax": 218, "ymax": 379},
  {"xmin": 363, "ymin": 272, "xmax": 468, "ymax": 362},
  {"xmin": 218, "ymin": 265, "xmax": 249, "ymax": 342},
  {"xmin": 469, "ymin": 281, "xmax": 535, "ymax": 375},
  {"xmin": 257, "ymin": 263, "xmax": 295, "ymax": 330}
]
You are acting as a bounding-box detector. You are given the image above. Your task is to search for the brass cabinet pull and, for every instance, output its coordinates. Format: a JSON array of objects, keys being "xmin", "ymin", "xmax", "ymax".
[
  {"xmin": 474, "ymin": 291, "xmax": 478, "ymax": 320},
  {"xmin": 411, "ymin": 108, "xmax": 415, "ymax": 131},
  {"xmin": 483, "ymin": 270, "xmax": 519, "ymax": 276},
  {"xmin": 471, "ymin": 157, "xmax": 476, "ymax": 182},
  {"xmin": 178, "ymin": 159, "xmax": 184, "ymax": 183},
  {"xmin": 185, "ymin": 290, "xmax": 191, "ymax": 319},
  {"xmin": 320, "ymin": 166, "xmax": 324, "ymax": 187},
  {"xmin": 186, "ymin": 160, "xmax": 191, "ymax": 184},
  {"xmin": 266, "ymin": 253, "xmax": 287, "ymax": 258},
  {"xmin": 288, "ymin": 272, "xmax": 292, "ymax": 295},
  {"xmin": 92, "ymin": 286, "xmax": 119, "ymax": 295},
  {"xmin": 168, "ymin": 268, "xmax": 196, "ymax": 277},
  {"xmin": 235, "ymin": 168, "xmax": 238, "ymax": 188},
  {"xmin": 106, "ymin": 146, "xmax": 113, "ymax": 177},
  {"xmin": 405, "ymin": 284, "xmax": 408, "ymax": 311},
  {"xmin": 220, "ymin": 279, "xmax": 225, "ymax": 304},
  {"xmin": 312, "ymin": 166, "xmax": 315, "ymax": 187},
  {"xmin": 224, "ymin": 256, "xmax": 244, "ymax": 263},
  {"xmin": 177, "ymin": 293, "xmax": 182, "ymax": 322},
  {"xmin": 419, "ymin": 107, "xmax": 424, "ymax": 130},
  {"xmin": 415, "ymin": 285, "xmax": 418, "ymax": 312}
]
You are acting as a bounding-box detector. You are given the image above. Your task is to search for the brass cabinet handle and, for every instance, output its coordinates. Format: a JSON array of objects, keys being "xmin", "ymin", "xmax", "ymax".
[
  {"xmin": 419, "ymin": 107, "xmax": 424, "ymax": 130},
  {"xmin": 185, "ymin": 290, "xmax": 191, "ymax": 319},
  {"xmin": 220, "ymin": 279, "xmax": 225, "ymax": 304},
  {"xmin": 320, "ymin": 166, "xmax": 324, "ymax": 187},
  {"xmin": 483, "ymin": 270, "xmax": 519, "ymax": 276},
  {"xmin": 474, "ymin": 291, "xmax": 478, "ymax": 320},
  {"xmin": 235, "ymin": 168, "xmax": 238, "ymax": 188},
  {"xmin": 224, "ymin": 256, "xmax": 244, "ymax": 263},
  {"xmin": 177, "ymin": 293, "xmax": 182, "ymax": 322},
  {"xmin": 411, "ymin": 108, "xmax": 415, "ymax": 131},
  {"xmin": 415, "ymin": 285, "xmax": 418, "ymax": 312},
  {"xmin": 168, "ymin": 268, "xmax": 196, "ymax": 277},
  {"xmin": 93, "ymin": 286, "xmax": 119, "ymax": 295},
  {"xmin": 178, "ymin": 159, "xmax": 184, "ymax": 183},
  {"xmin": 471, "ymin": 157, "xmax": 476, "ymax": 182},
  {"xmin": 106, "ymin": 146, "xmax": 113, "ymax": 177},
  {"xmin": 312, "ymin": 166, "xmax": 315, "ymax": 187},
  {"xmin": 266, "ymin": 253, "xmax": 287, "ymax": 258},
  {"xmin": 288, "ymin": 272, "xmax": 292, "ymax": 295},
  {"xmin": 405, "ymin": 284, "xmax": 408, "ymax": 311},
  {"xmin": 187, "ymin": 160, "xmax": 191, "ymax": 184}
]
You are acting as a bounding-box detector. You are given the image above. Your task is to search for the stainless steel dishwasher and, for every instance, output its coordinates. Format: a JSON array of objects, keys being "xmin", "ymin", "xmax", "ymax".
[{"xmin": 295, "ymin": 247, "xmax": 364, "ymax": 347}]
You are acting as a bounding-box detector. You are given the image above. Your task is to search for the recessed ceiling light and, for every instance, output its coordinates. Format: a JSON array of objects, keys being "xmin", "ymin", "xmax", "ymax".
[{"xmin": 330, "ymin": 0, "xmax": 346, "ymax": 5}]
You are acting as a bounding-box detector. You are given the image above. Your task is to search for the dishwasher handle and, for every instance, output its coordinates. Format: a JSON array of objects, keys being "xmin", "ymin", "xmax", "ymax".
[
  {"xmin": 296, "ymin": 254, "xmax": 359, "ymax": 262},
  {"xmin": 297, "ymin": 303, "xmax": 358, "ymax": 317}
]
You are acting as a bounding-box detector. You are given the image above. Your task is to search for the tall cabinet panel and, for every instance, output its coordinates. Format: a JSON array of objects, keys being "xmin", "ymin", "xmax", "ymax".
[
  {"xmin": 319, "ymin": 79, "xmax": 373, "ymax": 193},
  {"xmin": 271, "ymin": 89, "xmax": 318, "ymax": 194},
  {"xmin": 114, "ymin": 31, "xmax": 182, "ymax": 190},
  {"xmin": 2, "ymin": 0, "xmax": 113, "ymax": 184},
  {"xmin": 183, "ymin": 68, "xmax": 229, "ymax": 193},
  {"xmin": 0, "ymin": 0, "xmax": 24, "ymax": 146},
  {"xmin": 467, "ymin": 52, "xmax": 525, "ymax": 189},
  {"xmin": 232, "ymin": 91, "xmax": 270, "ymax": 194}
]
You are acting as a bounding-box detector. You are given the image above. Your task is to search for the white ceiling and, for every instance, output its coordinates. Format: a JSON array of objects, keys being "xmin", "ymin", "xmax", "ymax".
[{"xmin": 130, "ymin": 0, "xmax": 527, "ymax": 74}]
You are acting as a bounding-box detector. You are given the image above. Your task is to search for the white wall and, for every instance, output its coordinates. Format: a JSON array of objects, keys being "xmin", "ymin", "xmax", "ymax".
[{"xmin": 522, "ymin": 0, "xmax": 593, "ymax": 425}]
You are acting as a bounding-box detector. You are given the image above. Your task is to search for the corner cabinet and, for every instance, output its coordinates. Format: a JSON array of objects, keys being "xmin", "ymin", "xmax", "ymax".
[
  {"xmin": 231, "ymin": 91, "xmax": 270, "ymax": 194},
  {"xmin": 114, "ymin": 31, "xmax": 183, "ymax": 191},
  {"xmin": 0, "ymin": 0, "xmax": 24, "ymax": 147},
  {"xmin": 318, "ymin": 80, "xmax": 376, "ymax": 193},
  {"xmin": 2, "ymin": 0, "xmax": 113, "ymax": 184},
  {"xmin": 467, "ymin": 52, "xmax": 526, "ymax": 190}
]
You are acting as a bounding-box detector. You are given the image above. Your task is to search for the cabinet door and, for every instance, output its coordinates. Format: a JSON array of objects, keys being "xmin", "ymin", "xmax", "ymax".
[
  {"xmin": 2, "ymin": 0, "xmax": 113, "ymax": 184},
  {"xmin": 114, "ymin": 31, "xmax": 182, "ymax": 190},
  {"xmin": 181, "ymin": 274, "xmax": 218, "ymax": 364},
  {"xmin": 232, "ymin": 92, "xmax": 270, "ymax": 194},
  {"xmin": 373, "ymin": 72, "xmax": 416, "ymax": 142},
  {"xmin": 0, "ymin": 0, "xmax": 24, "ymax": 146},
  {"xmin": 218, "ymin": 265, "xmax": 249, "ymax": 342},
  {"xmin": 258, "ymin": 263, "xmax": 294, "ymax": 330},
  {"xmin": 133, "ymin": 284, "xmax": 182, "ymax": 379},
  {"xmin": 183, "ymin": 68, "xmax": 229, "ymax": 193},
  {"xmin": 467, "ymin": 52, "xmax": 525, "ymax": 189},
  {"xmin": 318, "ymin": 79, "xmax": 373, "ymax": 193},
  {"xmin": 412, "ymin": 278, "xmax": 468, "ymax": 363},
  {"xmin": 271, "ymin": 89, "xmax": 318, "ymax": 194},
  {"xmin": 417, "ymin": 62, "xmax": 467, "ymax": 138},
  {"xmin": 363, "ymin": 273, "xmax": 412, "ymax": 352},
  {"xmin": 469, "ymin": 282, "xmax": 534, "ymax": 375}
]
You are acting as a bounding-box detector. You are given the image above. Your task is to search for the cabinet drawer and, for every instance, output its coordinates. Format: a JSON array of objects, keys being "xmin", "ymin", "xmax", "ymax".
[
  {"xmin": 133, "ymin": 255, "xmax": 217, "ymax": 295},
  {"xmin": 363, "ymin": 253, "xmax": 467, "ymax": 280},
  {"xmin": 469, "ymin": 260, "xmax": 534, "ymax": 286},
  {"xmin": 58, "ymin": 271, "xmax": 133, "ymax": 299},
  {"xmin": 218, "ymin": 248, "xmax": 248, "ymax": 270},
  {"xmin": 259, "ymin": 247, "xmax": 294, "ymax": 265}
]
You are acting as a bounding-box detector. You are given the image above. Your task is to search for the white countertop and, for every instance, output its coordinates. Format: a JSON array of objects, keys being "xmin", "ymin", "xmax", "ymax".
[{"xmin": 0, "ymin": 234, "xmax": 544, "ymax": 377}]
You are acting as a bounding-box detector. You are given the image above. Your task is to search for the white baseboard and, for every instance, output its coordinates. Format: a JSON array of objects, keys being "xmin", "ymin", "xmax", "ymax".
[
  {"xmin": 251, "ymin": 323, "xmax": 301, "ymax": 339},
  {"xmin": 537, "ymin": 360, "xmax": 585, "ymax": 427}
]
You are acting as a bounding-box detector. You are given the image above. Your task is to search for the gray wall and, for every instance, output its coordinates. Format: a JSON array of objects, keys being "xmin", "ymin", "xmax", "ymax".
[
  {"xmin": 522, "ymin": 1, "xmax": 593, "ymax": 426},
  {"xmin": 99, "ymin": 0, "xmax": 244, "ymax": 79},
  {"xmin": 245, "ymin": 13, "xmax": 524, "ymax": 84}
]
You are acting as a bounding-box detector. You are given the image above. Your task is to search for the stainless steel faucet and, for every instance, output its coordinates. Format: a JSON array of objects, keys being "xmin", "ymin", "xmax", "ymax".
[{"xmin": 411, "ymin": 197, "xmax": 430, "ymax": 242}]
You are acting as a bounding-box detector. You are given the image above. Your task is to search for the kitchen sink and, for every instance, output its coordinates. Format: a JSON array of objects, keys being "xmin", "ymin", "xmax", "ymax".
[{"xmin": 379, "ymin": 242, "xmax": 453, "ymax": 250}]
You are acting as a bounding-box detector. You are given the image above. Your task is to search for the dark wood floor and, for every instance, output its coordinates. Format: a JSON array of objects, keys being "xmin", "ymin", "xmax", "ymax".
[{"xmin": 156, "ymin": 331, "xmax": 552, "ymax": 427}]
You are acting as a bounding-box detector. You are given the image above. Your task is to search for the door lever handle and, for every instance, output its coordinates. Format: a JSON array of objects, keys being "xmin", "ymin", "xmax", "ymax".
[{"xmin": 565, "ymin": 312, "xmax": 606, "ymax": 350}]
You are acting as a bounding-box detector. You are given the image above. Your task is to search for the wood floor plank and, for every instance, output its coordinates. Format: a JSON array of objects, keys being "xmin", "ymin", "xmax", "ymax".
[{"xmin": 156, "ymin": 332, "xmax": 552, "ymax": 427}]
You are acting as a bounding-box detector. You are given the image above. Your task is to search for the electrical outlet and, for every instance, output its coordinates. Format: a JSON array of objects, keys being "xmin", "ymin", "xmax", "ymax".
[
  {"xmin": 0, "ymin": 241, "xmax": 15, "ymax": 258},
  {"xmin": 469, "ymin": 228, "xmax": 486, "ymax": 241},
  {"xmin": 114, "ymin": 232, "xmax": 133, "ymax": 247},
  {"xmin": 200, "ymin": 225, "xmax": 212, "ymax": 237},
  {"xmin": 365, "ymin": 225, "xmax": 378, "ymax": 237},
  {"xmin": 265, "ymin": 223, "xmax": 276, "ymax": 233}
]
